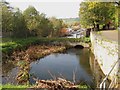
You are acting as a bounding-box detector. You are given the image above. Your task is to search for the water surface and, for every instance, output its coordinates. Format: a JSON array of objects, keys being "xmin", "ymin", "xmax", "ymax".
[
  {"xmin": 3, "ymin": 48, "xmax": 95, "ymax": 86},
  {"xmin": 30, "ymin": 48, "xmax": 93, "ymax": 85}
]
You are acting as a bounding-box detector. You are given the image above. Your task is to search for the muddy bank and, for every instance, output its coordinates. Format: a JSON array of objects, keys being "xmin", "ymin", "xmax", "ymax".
[
  {"xmin": 2, "ymin": 45, "xmax": 67, "ymax": 85},
  {"xmin": 3, "ymin": 45, "xmax": 68, "ymax": 64}
]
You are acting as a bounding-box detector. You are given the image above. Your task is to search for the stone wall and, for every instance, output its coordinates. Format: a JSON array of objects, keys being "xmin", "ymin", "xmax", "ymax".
[{"xmin": 90, "ymin": 31, "xmax": 120, "ymax": 87}]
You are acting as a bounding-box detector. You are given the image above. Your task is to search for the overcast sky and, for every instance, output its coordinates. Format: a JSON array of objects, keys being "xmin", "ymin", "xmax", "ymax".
[{"xmin": 6, "ymin": 0, "xmax": 84, "ymax": 18}]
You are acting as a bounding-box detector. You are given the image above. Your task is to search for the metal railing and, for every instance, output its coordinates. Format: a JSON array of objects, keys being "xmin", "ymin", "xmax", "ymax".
[{"xmin": 99, "ymin": 59, "xmax": 119, "ymax": 89}]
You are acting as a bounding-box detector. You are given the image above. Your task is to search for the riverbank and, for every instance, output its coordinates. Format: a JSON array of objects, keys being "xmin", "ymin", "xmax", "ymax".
[
  {"xmin": 32, "ymin": 77, "xmax": 87, "ymax": 89},
  {"xmin": 2, "ymin": 37, "xmax": 90, "ymax": 63},
  {"xmin": 1, "ymin": 37, "xmax": 91, "ymax": 89},
  {"xmin": 2, "ymin": 37, "xmax": 83, "ymax": 54},
  {"xmin": 1, "ymin": 81, "xmax": 88, "ymax": 90},
  {"xmin": 11, "ymin": 45, "xmax": 66, "ymax": 62},
  {"xmin": 2, "ymin": 47, "xmax": 93, "ymax": 89}
]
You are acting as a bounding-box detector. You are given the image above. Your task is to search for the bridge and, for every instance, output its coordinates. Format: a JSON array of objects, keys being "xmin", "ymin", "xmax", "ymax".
[{"xmin": 67, "ymin": 42, "xmax": 90, "ymax": 48}]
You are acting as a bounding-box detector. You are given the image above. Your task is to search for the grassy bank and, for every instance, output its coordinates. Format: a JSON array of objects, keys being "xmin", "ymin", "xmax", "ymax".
[
  {"xmin": 0, "ymin": 83, "xmax": 88, "ymax": 90},
  {"xmin": 1, "ymin": 37, "xmax": 91, "ymax": 89},
  {"xmin": 0, "ymin": 84, "xmax": 28, "ymax": 90},
  {"xmin": 1, "ymin": 37, "xmax": 90, "ymax": 55}
]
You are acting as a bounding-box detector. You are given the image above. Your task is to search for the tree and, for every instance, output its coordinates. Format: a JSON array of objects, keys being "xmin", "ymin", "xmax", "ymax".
[
  {"xmin": 49, "ymin": 17, "xmax": 63, "ymax": 37},
  {"xmin": 1, "ymin": 1, "xmax": 14, "ymax": 37},
  {"xmin": 23, "ymin": 6, "xmax": 39, "ymax": 36},
  {"xmin": 37, "ymin": 13, "xmax": 53, "ymax": 37},
  {"xmin": 1, "ymin": 1, "xmax": 64, "ymax": 38},
  {"xmin": 79, "ymin": 2, "xmax": 116, "ymax": 30},
  {"xmin": 115, "ymin": 1, "xmax": 120, "ymax": 27},
  {"xmin": 12, "ymin": 9, "xmax": 28, "ymax": 38},
  {"xmin": 59, "ymin": 28, "xmax": 68, "ymax": 37}
]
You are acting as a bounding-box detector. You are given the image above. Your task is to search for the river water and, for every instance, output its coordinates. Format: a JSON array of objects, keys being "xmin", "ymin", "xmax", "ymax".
[
  {"xmin": 30, "ymin": 48, "xmax": 93, "ymax": 85},
  {"xmin": 2, "ymin": 48, "xmax": 105, "ymax": 87}
]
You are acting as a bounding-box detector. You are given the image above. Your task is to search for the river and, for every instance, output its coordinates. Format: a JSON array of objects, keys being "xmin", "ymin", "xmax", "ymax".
[{"xmin": 2, "ymin": 48, "xmax": 105, "ymax": 87}]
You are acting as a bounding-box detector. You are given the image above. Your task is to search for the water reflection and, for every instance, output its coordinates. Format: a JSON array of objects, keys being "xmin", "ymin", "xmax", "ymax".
[
  {"xmin": 30, "ymin": 48, "xmax": 94, "ymax": 86},
  {"xmin": 2, "ymin": 61, "xmax": 18, "ymax": 84},
  {"xmin": 78, "ymin": 49, "xmax": 92, "ymax": 74},
  {"xmin": 2, "ymin": 48, "xmax": 105, "ymax": 87},
  {"xmin": 89, "ymin": 51, "xmax": 110, "ymax": 88},
  {"xmin": 2, "ymin": 60, "xmax": 30, "ymax": 85}
]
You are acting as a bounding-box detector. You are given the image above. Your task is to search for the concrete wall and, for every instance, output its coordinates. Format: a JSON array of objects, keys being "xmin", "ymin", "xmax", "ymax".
[{"xmin": 90, "ymin": 31, "xmax": 120, "ymax": 87}]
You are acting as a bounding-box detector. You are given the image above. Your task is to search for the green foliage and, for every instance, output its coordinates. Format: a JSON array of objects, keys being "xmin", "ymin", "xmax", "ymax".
[
  {"xmin": 83, "ymin": 37, "xmax": 91, "ymax": 43},
  {"xmin": 77, "ymin": 81, "xmax": 94, "ymax": 89},
  {"xmin": 77, "ymin": 85, "xmax": 88, "ymax": 89},
  {"xmin": 1, "ymin": 37, "xmax": 85, "ymax": 55},
  {"xmin": 12, "ymin": 9, "xmax": 28, "ymax": 38},
  {"xmin": 0, "ymin": 84, "xmax": 28, "ymax": 90},
  {"xmin": 23, "ymin": 6, "xmax": 39, "ymax": 36},
  {"xmin": 2, "ymin": 1, "xmax": 66, "ymax": 38},
  {"xmin": 116, "ymin": 2, "xmax": 120, "ymax": 27},
  {"xmin": 49, "ymin": 17, "xmax": 63, "ymax": 37},
  {"xmin": 37, "ymin": 14, "xmax": 53, "ymax": 37},
  {"xmin": 1, "ymin": 1, "xmax": 29, "ymax": 38},
  {"xmin": 79, "ymin": 2, "xmax": 116, "ymax": 29},
  {"xmin": 1, "ymin": 1, "xmax": 13, "ymax": 33}
]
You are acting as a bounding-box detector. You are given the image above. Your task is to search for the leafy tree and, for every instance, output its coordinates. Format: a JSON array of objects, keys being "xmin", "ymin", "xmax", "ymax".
[
  {"xmin": 79, "ymin": 2, "xmax": 116, "ymax": 30},
  {"xmin": 59, "ymin": 28, "xmax": 68, "ymax": 36},
  {"xmin": 12, "ymin": 9, "xmax": 28, "ymax": 38},
  {"xmin": 23, "ymin": 6, "xmax": 39, "ymax": 36},
  {"xmin": 1, "ymin": 1, "xmax": 14, "ymax": 37},
  {"xmin": 37, "ymin": 13, "xmax": 53, "ymax": 37},
  {"xmin": 49, "ymin": 17, "xmax": 63, "ymax": 37},
  {"xmin": 1, "ymin": 1, "xmax": 64, "ymax": 38},
  {"xmin": 115, "ymin": 1, "xmax": 120, "ymax": 27},
  {"xmin": 23, "ymin": 6, "xmax": 53, "ymax": 37}
]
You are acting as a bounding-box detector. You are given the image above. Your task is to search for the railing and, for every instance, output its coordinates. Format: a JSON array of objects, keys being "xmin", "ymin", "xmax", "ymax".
[{"xmin": 99, "ymin": 59, "xmax": 119, "ymax": 89}]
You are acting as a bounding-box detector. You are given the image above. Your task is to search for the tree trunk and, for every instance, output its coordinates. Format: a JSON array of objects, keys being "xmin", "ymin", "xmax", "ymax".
[
  {"xmin": 107, "ymin": 23, "xmax": 110, "ymax": 30},
  {"xmin": 93, "ymin": 23, "xmax": 96, "ymax": 31},
  {"xmin": 96, "ymin": 24, "xmax": 99, "ymax": 31}
]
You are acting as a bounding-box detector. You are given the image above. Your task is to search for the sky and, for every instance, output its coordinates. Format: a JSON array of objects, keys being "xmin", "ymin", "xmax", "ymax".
[{"xmin": 6, "ymin": 0, "xmax": 84, "ymax": 18}]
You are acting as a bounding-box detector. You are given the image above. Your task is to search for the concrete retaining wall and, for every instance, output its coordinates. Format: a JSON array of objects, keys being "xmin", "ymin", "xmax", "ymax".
[{"xmin": 90, "ymin": 31, "xmax": 120, "ymax": 87}]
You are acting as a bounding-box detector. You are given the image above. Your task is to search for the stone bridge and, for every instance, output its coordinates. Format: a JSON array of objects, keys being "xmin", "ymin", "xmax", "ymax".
[{"xmin": 67, "ymin": 42, "xmax": 90, "ymax": 48}]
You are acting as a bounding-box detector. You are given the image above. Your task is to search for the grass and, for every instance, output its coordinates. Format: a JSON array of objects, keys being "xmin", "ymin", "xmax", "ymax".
[
  {"xmin": 0, "ymin": 84, "xmax": 28, "ymax": 90},
  {"xmin": 77, "ymin": 84, "xmax": 88, "ymax": 89},
  {"xmin": 83, "ymin": 37, "xmax": 91, "ymax": 43},
  {"xmin": 0, "ymin": 84, "xmax": 89, "ymax": 90},
  {"xmin": 1, "ymin": 37, "xmax": 86, "ymax": 55}
]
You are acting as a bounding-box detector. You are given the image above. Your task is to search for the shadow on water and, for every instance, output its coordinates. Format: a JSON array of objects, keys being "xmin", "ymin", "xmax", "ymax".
[
  {"xmin": 2, "ymin": 61, "xmax": 18, "ymax": 84},
  {"xmin": 89, "ymin": 51, "xmax": 111, "ymax": 88}
]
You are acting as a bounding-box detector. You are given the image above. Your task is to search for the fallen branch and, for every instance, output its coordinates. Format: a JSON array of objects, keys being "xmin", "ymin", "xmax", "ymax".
[{"xmin": 32, "ymin": 77, "xmax": 78, "ymax": 89}]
